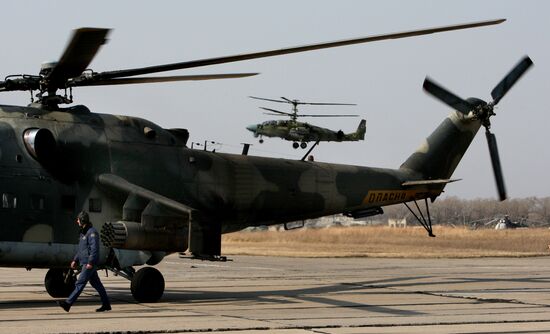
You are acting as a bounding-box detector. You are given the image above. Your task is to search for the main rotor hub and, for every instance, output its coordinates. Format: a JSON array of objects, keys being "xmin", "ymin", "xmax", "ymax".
[{"xmin": 465, "ymin": 97, "xmax": 495, "ymax": 128}]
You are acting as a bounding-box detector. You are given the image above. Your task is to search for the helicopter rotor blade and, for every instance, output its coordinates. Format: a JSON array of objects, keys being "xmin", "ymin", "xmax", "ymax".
[
  {"xmin": 298, "ymin": 102, "xmax": 357, "ymax": 106},
  {"xmin": 92, "ymin": 19, "xmax": 504, "ymax": 80},
  {"xmin": 249, "ymin": 96, "xmax": 289, "ymax": 104},
  {"xmin": 251, "ymin": 96, "xmax": 357, "ymax": 106},
  {"xmin": 280, "ymin": 97, "xmax": 296, "ymax": 104},
  {"xmin": 47, "ymin": 28, "xmax": 110, "ymax": 89},
  {"xmin": 263, "ymin": 113, "xmax": 288, "ymax": 116},
  {"xmin": 259, "ymin": 107, "xmax": 293, "ymax": 116},
  {"xmin": 485, "ymin": 131, "xmax": 507, "ymax": 201},
  {"xmin": 70, "ymin": 73, "xmax": 258, "ymax": 86},
  {"xmin": 281, "ymin": 96, "xmax": 356, "ymax": 106},
  {"xmin": 484, "ymin": 218, "xmax": 500, "ymax": 226},
  {"xmin": 297, "ymin": 114, "xmax": 359, "ymax": 117},
  {"xmin": 423, "ymin": 77, "xmax": 474, "ymax": 114},
  {"xmin": 491, "ymin": 56, "xmax": 533, "ymax": 105}
]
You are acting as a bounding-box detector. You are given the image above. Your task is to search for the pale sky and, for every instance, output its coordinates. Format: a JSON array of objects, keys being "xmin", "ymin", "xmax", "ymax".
[{"xmin": 1, "ymin": 0, "xmax": 548, "ymax": 199}]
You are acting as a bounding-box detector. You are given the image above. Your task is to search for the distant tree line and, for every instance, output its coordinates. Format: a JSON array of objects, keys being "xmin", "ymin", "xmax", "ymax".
[{"xmin": 381, "ymin": 197, "xmax": 550, "ymax": 227}]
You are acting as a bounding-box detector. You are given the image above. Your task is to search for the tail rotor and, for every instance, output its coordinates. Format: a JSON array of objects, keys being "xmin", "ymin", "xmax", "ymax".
[{"xmin": 422, "ymin": 56, "xmax": 533, "ymax": 201}]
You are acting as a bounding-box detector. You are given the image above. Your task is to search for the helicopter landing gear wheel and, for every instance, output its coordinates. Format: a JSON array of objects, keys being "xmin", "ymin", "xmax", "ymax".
[
  {"xmin": 259, "ymin": 138, "xmax": 264, "ymax": 144},
  {"xmin": 300, "ymin": 142, "xmax": 307, "ymax": 149},
  {"xmin": 131, "ymin": 267, "xmax": 165, "ymax": 303},
  {"xmin": 292, "ymin": 142, "xmax": 299, "ymax": 149},
  {"xmin": 44, "ymin": 268, "xmax": 75, "ymax": 298}
]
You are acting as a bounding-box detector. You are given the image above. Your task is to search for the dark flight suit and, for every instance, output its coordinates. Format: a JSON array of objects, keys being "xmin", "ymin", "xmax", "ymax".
[{"xmin": 65, "ymin": 225, "xmax": 110, "ymax": 307}]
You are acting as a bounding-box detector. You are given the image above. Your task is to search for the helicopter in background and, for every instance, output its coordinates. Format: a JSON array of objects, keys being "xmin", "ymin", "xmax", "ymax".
[
  {"xmin": 467, "ymin": 215, "xmax": 546, "ymax": 230},
  {"xmin": 246, "ymin": 96, "xmax": 366, "ymax": 149}
]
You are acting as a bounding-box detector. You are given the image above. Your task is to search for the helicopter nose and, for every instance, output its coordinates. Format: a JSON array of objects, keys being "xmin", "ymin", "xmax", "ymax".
[{"xmin": 246, "ymin": 124, "xmax": 257, "ymax": 132}]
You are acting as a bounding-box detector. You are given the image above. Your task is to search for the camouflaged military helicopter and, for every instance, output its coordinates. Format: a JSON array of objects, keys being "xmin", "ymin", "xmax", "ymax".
[
  {"xmin": 246, "ymin": 96, "xmax": 365, "ymax": 149},
  {"xmin": 0, "ymin": 19, "xmax": 525, "ymax": 303}
]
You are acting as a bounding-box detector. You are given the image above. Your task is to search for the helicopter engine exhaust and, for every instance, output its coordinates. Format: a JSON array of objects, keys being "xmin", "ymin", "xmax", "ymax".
[
  {"xmin": 23, "ymin": 128, "xmax": 58, "ymax": 165},
  {"xmin": 22, "ymin": 128, "xmax": 79, "ymax": 182},
  {"xmin": 101, "ymin": 221, "xmax": 187, "ymax": 252}
]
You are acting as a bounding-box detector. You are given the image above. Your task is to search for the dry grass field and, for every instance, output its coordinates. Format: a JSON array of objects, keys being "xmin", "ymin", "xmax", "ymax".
[{"xmin": 222, "ymin": 226, "xmax": 550, "ymax": 258}]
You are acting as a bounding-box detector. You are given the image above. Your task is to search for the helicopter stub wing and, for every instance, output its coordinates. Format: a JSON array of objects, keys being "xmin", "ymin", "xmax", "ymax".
[
  {"xmin": 97, "ymin": 174, "xmax": 193, "ymax": 215},
  {"xmin": 96, "ymin": 174, "xmax": 221, "ymax": 257}
]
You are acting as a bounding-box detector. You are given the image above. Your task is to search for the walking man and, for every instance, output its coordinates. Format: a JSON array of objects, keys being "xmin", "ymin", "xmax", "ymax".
[{"xmin": 57, "ymin": 211, "xmax": 111, "ymax": 312}]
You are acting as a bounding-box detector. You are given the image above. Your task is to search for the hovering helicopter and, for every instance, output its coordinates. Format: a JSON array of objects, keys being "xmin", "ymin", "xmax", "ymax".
[
  {"xmin": 246, "ymin": 96, "xmax": 365, "ymax": 149},
  {"xmin": 0, "ymin": 19, "xmax": 517, "ymax": 303}
]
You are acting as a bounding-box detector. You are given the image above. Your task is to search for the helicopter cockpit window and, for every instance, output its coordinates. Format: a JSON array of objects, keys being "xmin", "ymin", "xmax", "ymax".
[
  {"xmin": 2, "ymin": 193, "xmax": 17, "ymax": 209},
  {"xmin": 31, "ymin": 194, "xmax": 45, "ymax": 210}
]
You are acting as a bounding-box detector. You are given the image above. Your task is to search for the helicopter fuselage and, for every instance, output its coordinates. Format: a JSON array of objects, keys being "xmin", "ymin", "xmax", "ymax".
[
  {"xmin": 247, "ymin": 119, "xmax": 366, "ymax": 144},
  {"xmin": 0, "ymin": 103, "xmax": 448, "ymax": 269}
]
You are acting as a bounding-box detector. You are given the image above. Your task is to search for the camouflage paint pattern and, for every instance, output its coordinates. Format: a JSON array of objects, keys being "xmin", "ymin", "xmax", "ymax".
[{"xmin": 0, "ymin": 103, "xmax": 481, "ymax": 268}]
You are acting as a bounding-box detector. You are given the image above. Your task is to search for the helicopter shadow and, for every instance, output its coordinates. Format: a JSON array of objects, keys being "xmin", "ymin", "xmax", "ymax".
[{"xmin": 156, "ymin": 275, "xmax": 451, "ymax": 316}]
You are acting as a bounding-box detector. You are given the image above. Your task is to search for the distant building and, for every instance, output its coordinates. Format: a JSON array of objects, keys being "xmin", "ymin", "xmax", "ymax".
[{"xmin": 388, "ymin": 218, "xmax": 407, "ymax": 228}]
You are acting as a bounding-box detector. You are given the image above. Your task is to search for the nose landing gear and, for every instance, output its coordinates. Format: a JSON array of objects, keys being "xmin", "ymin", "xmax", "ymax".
[
  {"xmin": 110, "ymin": 265, "xmax": 165, "ymax": 303},
  {"xmin": 130, "ymin": 267, "xmax": 165, "ymax": 303}
]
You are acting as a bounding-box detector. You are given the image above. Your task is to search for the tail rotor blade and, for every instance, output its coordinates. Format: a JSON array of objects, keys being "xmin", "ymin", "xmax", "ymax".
[
  {"xmin": 491, "ymin": 56, "xmax": 533, "ymax": 105},
  {"xmin": 423, "ymin": 77, "xmax": 474, "ymax": 114},
  {"xmin": 424, "ymin": 56, "xmax": 533, "ymax": 202},
  {"xmin": 485, "ymin": 131, "xmax": 507, "ymax": 201}
]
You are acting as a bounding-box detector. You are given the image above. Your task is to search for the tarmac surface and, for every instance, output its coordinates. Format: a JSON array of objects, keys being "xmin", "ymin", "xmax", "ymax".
[{"xmin": 1, "ymin": 255, "xmax": 550, "ymax": 333}]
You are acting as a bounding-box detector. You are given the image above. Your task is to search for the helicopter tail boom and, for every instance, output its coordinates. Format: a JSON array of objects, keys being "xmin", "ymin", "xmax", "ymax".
[
  {"xmin": 352, "ymin": 119, "xmax": 366, "ymax": 140},
  {"xmin": 341, "ymin": 119, "xmax": 366, "ymax": 141},
  {"xmin": 399, "ymin": 111, "xmax": 481, "ymax": 185}
]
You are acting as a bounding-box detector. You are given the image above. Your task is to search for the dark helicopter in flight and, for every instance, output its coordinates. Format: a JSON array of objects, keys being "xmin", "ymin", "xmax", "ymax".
[
  {"xmin": 0, "ymin": 19, "xmax": 523, "ymax": 303},
  {"xmin": 246, "ymin": 96, "xmax": 365, "ymax": 149}
]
